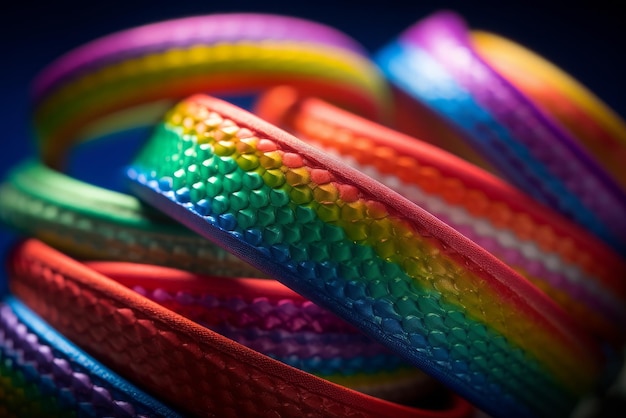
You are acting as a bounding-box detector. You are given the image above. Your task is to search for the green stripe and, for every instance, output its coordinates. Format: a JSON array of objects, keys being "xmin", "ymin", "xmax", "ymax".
[{"xmin": 133, "ymin": 122, "xmax": 575, "ymax": 414}]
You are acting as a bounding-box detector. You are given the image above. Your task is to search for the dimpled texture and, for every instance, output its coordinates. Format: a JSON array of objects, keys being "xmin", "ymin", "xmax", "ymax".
[
  {"xmin": 0, "ymin": 299, "xmax": 176, "ymax": 418},
  {"xmin": 0, "ymin": 163, "xmax": 264, "ymax": 277},
  {"xmin": 9, "ymin": 240, "xmax": 475, "ymax": 418},
  {"xmin": 92, "ymin": 261, "xmax": 431, "ymax": 400},
  {"xmin": 274, "ymin": 96, "xmax": 626, "ymax": 344},
  {"xmin": 131, "ymin": 284, "xmax": 425, "ymax": 398},
  {"xmin": 127, "ymin": 96, "xmax": 603, "ymax": 418},
  {"xmin": 90, "ymin": 261, "xmax": 431, "ymax": 402}
]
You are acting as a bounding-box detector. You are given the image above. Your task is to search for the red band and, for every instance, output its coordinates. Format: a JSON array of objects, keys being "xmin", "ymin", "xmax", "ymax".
[{"xmin": 7, "ymin": 239, "xmax": 473, "ymax": 418}]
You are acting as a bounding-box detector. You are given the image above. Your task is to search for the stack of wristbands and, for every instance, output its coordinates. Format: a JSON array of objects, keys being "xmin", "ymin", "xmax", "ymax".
[{"xmin": 0, "ymin": 10, "xmax": 624, "ymax": 418}]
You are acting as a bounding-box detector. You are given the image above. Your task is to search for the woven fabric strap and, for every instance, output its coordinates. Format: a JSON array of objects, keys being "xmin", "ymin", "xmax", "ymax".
[
  {"xmin": 253, "ymin": 86, "xmax": 626, "ymax": 347},
  {"xmin": 7, "ymin": 239, "xmax": 472, "ymax": 418},
  {"xmin": 1, "ymin": 9, "xmax": 624, "ymax": 418},
  {"xmin": 126, "ymin": 93, "xmax": 605, "ymax": 418}
]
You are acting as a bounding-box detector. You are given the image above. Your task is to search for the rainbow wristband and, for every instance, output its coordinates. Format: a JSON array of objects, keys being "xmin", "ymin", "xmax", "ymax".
[
  {"xmin": 4, "ymin": 10, "xmax": 623, "ymax": 418},
  {"xmin": 253, "ymin": 86, "xmax": 626, "ymax": 347},
  {"xmin": 472, "ymin": 31, "xmax": 626, "ymax": 191},
  {"xmin": 126, "ymin": 93, "xmax": 606, "ymax": 418},
  {"xmin": 7, "ymin": 239, "xmax": 472, "ymax": 418},
  {"xmin": 31, "ymin": 13, "xmax": 391, "ymax": 170},
  {"xmin": 375, "ymin": 11, "xmax": 626, "ymax": 252},
  {"xmin": 0, "ymin": 162, "xmax": 454, "ymax": 410},
  {"xmin": 0, "ymin": 296, "xmax": 182, "ymax": 418}
]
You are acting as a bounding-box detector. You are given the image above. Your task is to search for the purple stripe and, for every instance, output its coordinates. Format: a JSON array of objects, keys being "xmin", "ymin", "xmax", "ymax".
[
  {"xmin": 213, "ymin": 323, "xmax": 395, "ymax": 359},
  {"xmin": 132, "ymin": 285, "xmax": 360, "ymax": 334},
  {"xmin": 130, "ymin": 286, "xmax": 397, "ymax": 359},
  {"xmin": 0, "ymin": 304, "xmax": 136, "ymax": 416},
  {"xmin": 32, "ymin": 13, "xmax": 366, "ymax": 100}
]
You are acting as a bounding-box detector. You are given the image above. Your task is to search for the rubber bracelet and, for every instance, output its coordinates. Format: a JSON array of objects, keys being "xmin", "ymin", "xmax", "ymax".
[
  {"xmin": 0, "ymin": 150, "xmax": 436, "ymax": 397},
  {"xmin": 0, "ymin": 296, "xmax": 182, "ymax": 418},
  {"xmin": 85, "ymin": 260, "xmax": 435, "ymax": 403},
  {"xmin": 126, "ymin": 93, "xmax": 606, "ymax": 418},
  {"xmin": 253, "ymin": 86, "xmax": 626, "ymax": 347},
  {"xmin": 0, "ymin": 161, "xmax": 264, "ymax": 276},
  {"xmin": 375, "ymin": 11, "xmax": 626, "ymax": 252},
  {"xmin": 4, "ymin": 12, "xmax": 391, "ymax": 270},
  {"xmin": 7, "ymin": 239, "xmax": 473, "ymax": 418},
  {"xmin": 0, "ymin": 164, "xmax": 448, "ymax": 399},
  {"xmin": 32, "ymin": 13, "xmax": 391, "ymax": 169},
  {"xmin": 8, "ymin": 12, "xmax": 391, "ymax": 269},
  {"xmin": 472, "ymin": 31, "xmax": 626, "ymax": 190}
]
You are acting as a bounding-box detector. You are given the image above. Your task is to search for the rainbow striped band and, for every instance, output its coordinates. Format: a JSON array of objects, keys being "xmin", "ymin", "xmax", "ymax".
[
  {"xmin": 4, "ymin": 12, "xmax": 391, "ymax": 274},
  {"xmin": 126, "ymin": 93, "xmax": 605, "ymax": 418},
  {"xmin": 375, "ymin": 11, "xmax": 626, "ymax": 252},
  {"xmin": 472, "ymin": 32, "xmax": 626, "ymax": 191},
  {"xmin": 32, "ymin": 13, "xmax": 391, "ymax": 170},
  {"xmin": 7, "ymin": 239, "xmax": 472, "ymax": 418},
  {"xmin": 253, "ymin": 86, "xmax": 626, "ymax": 347},
  {"xmin": 0, "ymin": 296, "xmax": 181, "ymax": 418},
  {"xmin": 2, "ymin": 9, "xmax": 624, "ymax": 418}
]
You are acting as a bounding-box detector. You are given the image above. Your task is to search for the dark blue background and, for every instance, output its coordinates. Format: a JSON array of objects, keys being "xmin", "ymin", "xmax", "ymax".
[{"xmin": 1, "ymin": 1, "xmax": 625, "ymax": 291}]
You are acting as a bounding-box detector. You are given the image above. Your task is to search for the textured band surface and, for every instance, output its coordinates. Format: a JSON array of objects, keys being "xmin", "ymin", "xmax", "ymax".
[
  {"xmin": 8, "ymin": 239, "xmax": 472, "ymax": 418},
  {"xmin": 127, "ymin": 93, "xmax": 605, "ymax": 418},
  {"xmin": 0, "ymin": 162, "xmax": 263, "ymax": 276},
  {"xmin": 0, "ymin": 296, "xmax": 181, "ymax": 418},
  {"xmin": 472, "ymin": 31, "xmax": 626, "ymax": 190},
  {"xmin": 2, "ymin": 9, "xmax": 624, "ymax": 418},
  {"xmin": 254, "ymin": 86, "xmax": 626, "ymax": 346},
  {"xmin": 32, "ymin": 13, "xmax": 391, "ymax": 169},
  {"xmin": 86, "ymin": 261, "xmax": 434, "ymax": 402},
  {"xmin": 376, "ymin": 11, "xmax": 626, "ymax": 252}
]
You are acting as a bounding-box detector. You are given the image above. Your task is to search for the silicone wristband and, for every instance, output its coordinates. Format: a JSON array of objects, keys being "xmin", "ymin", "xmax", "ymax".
[
  {"xmin": 32, "ymin": 13, "xmax": 367, "ymax": 98},
  {"xmin": 0, "ymin": 164, "xmax": 434, "ymax": 400},
  {"xmin": 253, "ymin": 86, "xmax": 626, "ymax": 346},
  {"xmin": 7, "ymin": 239, "xmax": 472, "ymax": 418},
  {"xmin": 126, "ymin": 93, "xmax": 605, "ymax": 418},
  {"xmin": 472, "ymin": 31, "xmax": 626, "ymax": 190},
  {"xmin": 0, "ymin": 162, "xmax": 263, "ymax": 276},
  {"xmin": 0, "ymin": 296, "xmax": 181, "ymax": 418},
  {"xmin": 85, "ymin": 261, "xmax": 433, "ymax": 403},
  {"xmin": 375, "ymin": 11, "xmax": 626, "ymax": 252},
  {"xmin": 32, "ymin": 13, "xmax": 391, "ymax": 169},
  {"xmin": 4, "ymin": 12, "xmax": 391, "ymax": 270}
]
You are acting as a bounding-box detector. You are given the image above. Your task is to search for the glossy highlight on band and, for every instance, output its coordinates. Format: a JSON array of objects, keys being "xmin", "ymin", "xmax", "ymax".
[
  {"xmin": 8, "ymin": 239, "xmax": 472, "ymax": 418},
  {"xmin": 127, "ymin": 94, "xmax": 604, "ymax": 418}
]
